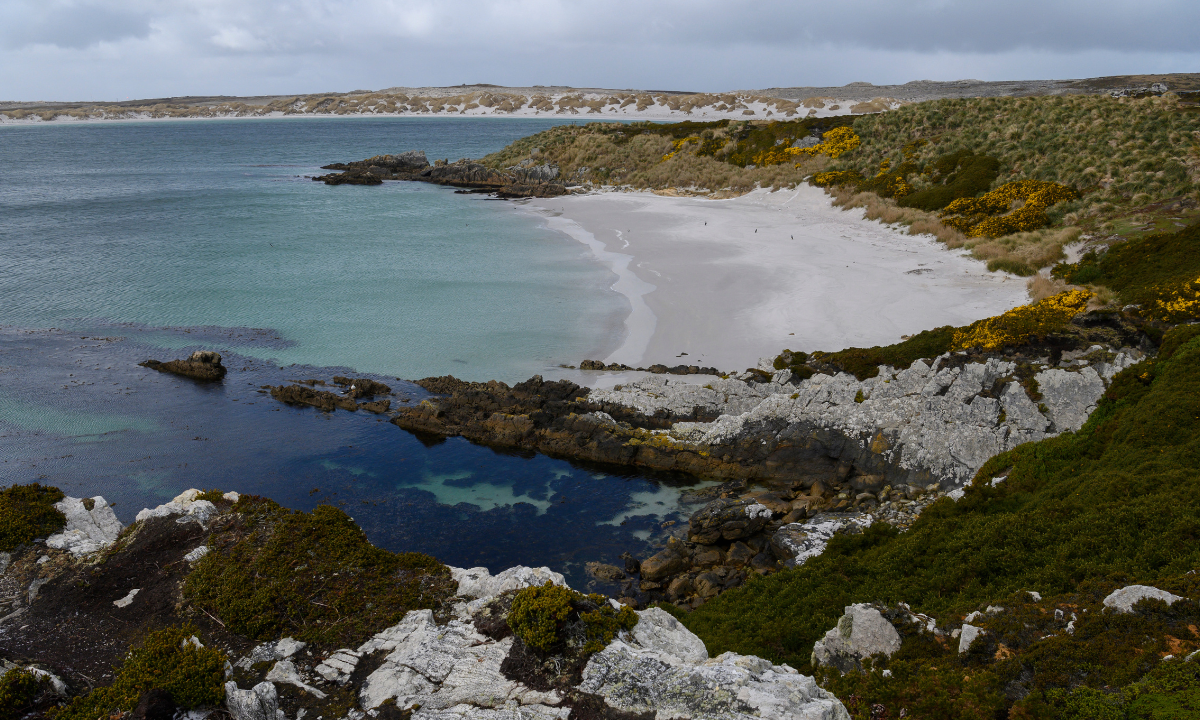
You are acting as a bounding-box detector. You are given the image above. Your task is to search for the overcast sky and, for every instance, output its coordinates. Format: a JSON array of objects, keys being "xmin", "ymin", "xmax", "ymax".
[{"xmin": 2, "ymin": 0, "xmax": 1198, "ymax": 101}]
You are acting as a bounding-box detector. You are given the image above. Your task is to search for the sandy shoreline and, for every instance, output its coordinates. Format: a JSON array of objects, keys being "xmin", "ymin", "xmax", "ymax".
[{"xmin": 523, "ymin": 185, "xmax": 1030, "ymax": 373}]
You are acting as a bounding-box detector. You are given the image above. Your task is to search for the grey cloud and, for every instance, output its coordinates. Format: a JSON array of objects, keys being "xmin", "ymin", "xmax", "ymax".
[{"xmin": 4, "ymin": 2, "xmax": 152, "ymax": 49}]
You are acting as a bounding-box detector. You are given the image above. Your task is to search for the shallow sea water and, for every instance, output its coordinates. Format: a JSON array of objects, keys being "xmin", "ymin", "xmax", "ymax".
[{"xmin": 0, "ymin": 118, "xmax": 705, "ymax": 588}]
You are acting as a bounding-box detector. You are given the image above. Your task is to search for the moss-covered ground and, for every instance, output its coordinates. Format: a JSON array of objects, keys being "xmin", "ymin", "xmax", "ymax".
[
  {"xmin": 54, "ymin": 626, "xmax": 226, "ymax": 720},
  {"xmin": 183, "ymin": 496, "xmax": 455, "ymax": 647},
  {"xmin": 682, "ymin": 324, "xmax": 1200, "ymax": 719},
  {"xmin": 0, "ymin": 483, "xmax": 65, "ymax": 552}
]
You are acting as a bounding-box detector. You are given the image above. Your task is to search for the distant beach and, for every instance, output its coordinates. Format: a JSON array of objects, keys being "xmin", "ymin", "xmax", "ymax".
[{"xmin": 524, "ymin": 185, "xmax": 1031, "ymax": 372}]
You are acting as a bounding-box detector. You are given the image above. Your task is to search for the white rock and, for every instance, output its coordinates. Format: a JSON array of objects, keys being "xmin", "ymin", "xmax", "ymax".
[
  {"xmin": 772, "ymin": 513, "xmax": 873, "ymax": 568},
  {"xmin": 136, "ymin": 489, "xmax": 219, "ymax": 525},
  {"xmin": 225, "ymin": 681, "xmax": 279, "ymax": 720},
  {"xmin": 113, "ymin": 589, "xmax": 140, "ymax": 608},
  {"xmin": 266, "ymin": 660, "xmax": 327, "ymax": 699},
  {"xmin": 1102, "ymin": 585, "xmax": 1184, "ymax": 613},
  {"xmin": 412, "ymin": 705, "xmax": 569, "ymax": 720},
  {"xmin": 275, "ymin": 638, "xmax": 306, "ymax": 658},
  {"xmin": 581, "ymin": 644, "xmax": 849, "ymax": 720},
  {"xmin": 449, "ymin": 566, "xmax": 566, "ymax": 599},
  {"xmin": 1028, "ymin": 591, "xmax": 1042, "ymax": 602},
  {"xmin": 224, "ymin": 491, "xmax": 241, "ymax": 503},
  {"xmin": 959, "ymin": 624, "xmax": 984, "ymax": 654},
  {"xmin": 46, "ymin": 496, "xmax": 124, "ymax": 556},
  {"xmin": 628, "ymin": 607, "xmax": 708, "ymax": 664},
  {"xmin": 315, "ymin": 650, "xmax": 361, "ymax": 684},
  {"xmin": 184, "ymin": 546, "xmax": 210, "ymax": 563},
  {"xmin": 593, "ymin": 351, "xmax": 1122, "ymax": 491},
  {"xmin": 27, "ymin": 667, "xmax": 69, "ymax": 695},
  {"xmin": 811, "ymin": 604, "xmax": 902, "ymax": 672},
  {"xmin": 1035, "ymin": 367, "xmax": 1105, "ymax": 432}
]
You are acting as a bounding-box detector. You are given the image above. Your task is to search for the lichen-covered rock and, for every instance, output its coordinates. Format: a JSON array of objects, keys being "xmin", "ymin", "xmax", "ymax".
[
  {"xmin": 958, "ymin": 624, "xmax": 984, "ymax": 654},
  {"xmin": 628, "ymin": 607, "xmax": 708, "ymax": 664},
  {"xmin": 1034, "ymin": 367, "xmax": 1106, "ymax": 432},
  {"xmin": 449, "ymin": 566, "xmax": 566, "ymax": 599},
  {"xmin": 1102, "ymin": 585, "xmax": 1183, "ymax": 613},
  {"xmin": 811, "ymin": 604, "xmax": 902, "ymax": 673},
  {"xmin": 771, "ymin": 513, "xmax": 873, "ymax": 568},
  {"xmin": 357, "ymin": 609, "xmax": 560, "ymax": 712},
  {"xmin": 581, "ymin": 643, "xmax": 849, "ymax": 720},
  {"xmin": 596, "ymin": 349, "xmax": 1140, "ymax": 491},
  {"xmin": 225, "ymin": 681, "xmax": 278, "ymax": 720},
  {"xmin": 687, "ymin": 498, "xmax": 773, "ymax": 544},
  {"xmin": 45, "ymin": 496, "xmax": 124, "ymax": 556},
  {"xmin": 315, "ymin": 649, "xmax": 361, "ymax": 684},
  {"xmin": 134, "ymin": 489, "xmax": 218, "ymax": 525}
]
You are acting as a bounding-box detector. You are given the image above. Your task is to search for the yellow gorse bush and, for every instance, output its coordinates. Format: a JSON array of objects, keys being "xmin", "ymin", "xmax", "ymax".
[
  {"xmin": 752, "ymin": 127, "xmax": 862, "ymax": 167},
  {"xmin": 1145, "ymin": 276, "xmax": 1200, "ymax": 323},
  {"xmin": 940, "ymin": 180, "xmax": 1078, "ymax": 238},
  {"xmin": 812, "ymin": 170, "xmax": 866, "ymax": 187},
  {"xmin": 952, "ymin": 290, "xmax": 1092, "ymax": 351},
  {"xmin": 661, "ymin": 136, "xmax": 700, "ymax": 163}
]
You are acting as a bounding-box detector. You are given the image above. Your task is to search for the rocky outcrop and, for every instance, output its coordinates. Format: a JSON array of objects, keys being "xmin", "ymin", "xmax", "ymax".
[
  {"xmin": 1102, "ymin": 585, "xmax": 1183, "ymax": 613},
  {"xmin": 595, "ymin": 347, "xmax": 1144, "ymax": 493},
  {"xmin": 316, "ymin": 152, "xmax": 568, "ymax": 198},
  {"xmin": 46, "ymin": 496, "xmax": 124, "ymax": 556},
  {"xmin": 139, "ymin": 350, "xmax": 227, "ymax": 381},
  {"xmin": 348, "ymin": 568, "xmax": 847, "ymax": 720}
]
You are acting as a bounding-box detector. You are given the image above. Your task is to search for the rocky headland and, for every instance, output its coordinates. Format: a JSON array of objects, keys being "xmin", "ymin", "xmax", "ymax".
[{"xmin": 313, "ymin": 150, "xmax": 569, "ymax": 199}]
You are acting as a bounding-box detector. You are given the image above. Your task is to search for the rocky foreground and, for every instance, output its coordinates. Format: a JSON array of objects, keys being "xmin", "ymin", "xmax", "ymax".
[{"xmin": 0, "ymin": 489, "xmax": 852, "ymax": 720}]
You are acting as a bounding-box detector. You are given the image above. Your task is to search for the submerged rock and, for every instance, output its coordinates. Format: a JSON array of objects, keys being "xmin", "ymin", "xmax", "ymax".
[{"xmin": 139, "ymin": 350, "xmax": 227, "ymax": 381}]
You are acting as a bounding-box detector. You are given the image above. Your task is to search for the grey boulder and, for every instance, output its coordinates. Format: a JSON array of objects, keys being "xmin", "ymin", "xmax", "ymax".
[
  {"xmin": 225, "ymin": 681, "xmax": 278, "ymax": 720},
  {"xmin": 811, "ymin": 604, "xmax": 902, "ymax": 672},
  {"xmin": 1102, "ymin": 585, "xmax": 1184, "ymax": 613},
  {"xmin": 46, "ymin": 496, "xmax": 124, "ymax": 556}
]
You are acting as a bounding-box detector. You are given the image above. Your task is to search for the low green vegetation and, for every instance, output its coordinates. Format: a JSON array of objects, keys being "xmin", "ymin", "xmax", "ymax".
[
  {"xmin": 478, "ymin": 116, "xmax": 856, "ymax": 192},
  {"xmin": 55, "ymin": 626, "xmax": 226, "ymax": 720},
  {"xmin": 684, "ymin": 324, "xmax": 1200, "ymax": 718},
  {"xmin": 803, "ymin": 326, "xmax": 955, "ymax": 380},
  {"xmin": 0, "ymin": 483, "xmax": 66, "ymax": 551},
  {"xmin": 0, "ymin": 668, "xmax": 48, "ymax": 720},
  {"xmin": 183, "ymin": 497, "xmax": 454, "ymax": 646},
  {"xmin": 1054, "ymin": 222, "xmax": 1200, "ymax": 322},
  {"xmin": 508, "ymin": 582, "xmax": 638, "ymax": 655}
]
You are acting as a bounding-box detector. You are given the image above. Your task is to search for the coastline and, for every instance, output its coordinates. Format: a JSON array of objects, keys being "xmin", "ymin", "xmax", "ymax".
[{"xmin": 524, "ymin": 184, "xmax": 1031, "ymax": 372}]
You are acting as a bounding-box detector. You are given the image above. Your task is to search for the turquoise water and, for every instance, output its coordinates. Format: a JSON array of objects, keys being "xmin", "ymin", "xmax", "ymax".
[
  {"xmin": 0, "ymin": 117, "xmax": 709, "ymax": 588},
  {"xmin": 0, "ymin": 117, "xmax": 626, "ymax": 383}
]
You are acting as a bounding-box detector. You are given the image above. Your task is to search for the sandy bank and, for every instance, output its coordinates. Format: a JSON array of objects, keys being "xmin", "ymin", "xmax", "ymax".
[{"xmin": 523, "ymin": 185, "xmax": 1030, "ymax": 372}]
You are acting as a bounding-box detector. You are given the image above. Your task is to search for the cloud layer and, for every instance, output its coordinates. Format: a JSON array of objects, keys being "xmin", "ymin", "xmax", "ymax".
[{"xmin": 3, "ymin": 0, "xmax": 1198, "ymax": 101}]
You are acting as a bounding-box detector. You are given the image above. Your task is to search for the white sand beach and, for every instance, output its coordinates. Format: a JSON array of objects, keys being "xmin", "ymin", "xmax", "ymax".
[{"xmin": 523, "ymin": 185, "xmax": 1030, "ymax": 373}]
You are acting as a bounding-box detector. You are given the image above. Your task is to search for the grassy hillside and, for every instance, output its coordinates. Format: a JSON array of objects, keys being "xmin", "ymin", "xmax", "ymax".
[
  {"xmin": 682, "ymin": 322, "xmax": 1200, "ymax": 719},
  {"xmin": 479, "ymin": 115, "xmax": 856, "ymax": 192}
]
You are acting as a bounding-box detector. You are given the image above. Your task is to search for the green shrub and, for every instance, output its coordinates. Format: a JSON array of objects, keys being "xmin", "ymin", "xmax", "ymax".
[
  {"xmin": 1055, "ymin": 222, "xmax": 1200, "ymax": 322},
  {"xmin": 508, "ymin": 582, "xmax": 638, "ymax": 655},
  {"xmin": 899, "ymin": 151, "xmax": 1001, "ymax": 211},
  {"xmin": 56, "ymin": 626, "xmax": 226, "ymax": 720},
  {"xmin": 809, "ymin": 326, "xmax": 955, "ymax": 380},
  {"xmin": 0, "ymin": 483, "xmax": 66, "ymax": 551},
  {"xmin": 0, "ymin": 669, "xmax": 46, "ymax": 720},
  {"xmin": 184, "ymin": 500, "xmax": 454, "ymax": 646}
]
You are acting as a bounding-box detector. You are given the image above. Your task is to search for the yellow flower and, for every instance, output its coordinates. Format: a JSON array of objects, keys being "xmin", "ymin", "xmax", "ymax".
[{"xmin": 952, "ymin": 290, "xmax": 1092, "ymax": 350}]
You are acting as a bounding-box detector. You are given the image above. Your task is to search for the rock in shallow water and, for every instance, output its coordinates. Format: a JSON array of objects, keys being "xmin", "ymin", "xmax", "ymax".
[{"xmin": 139, "ymin": 350, "xmax": 227, "ymax": 381}]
